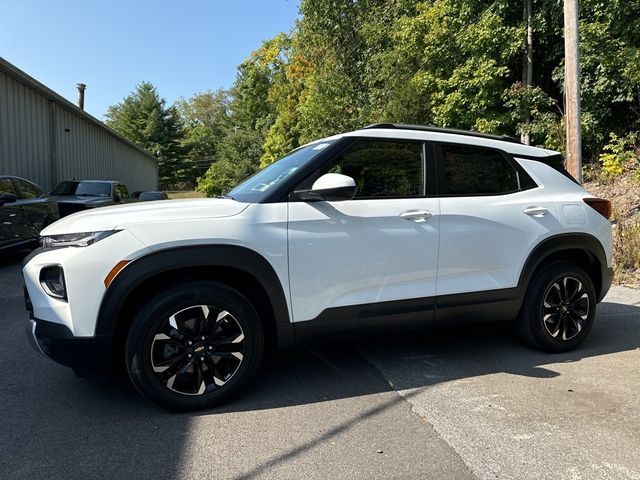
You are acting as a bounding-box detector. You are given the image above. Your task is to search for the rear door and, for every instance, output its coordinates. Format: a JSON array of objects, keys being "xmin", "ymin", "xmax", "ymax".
[
  {"xmin": 434, "ymin": 142, "xmax": 558, "ymax": 297},
  {"xmin": 288, "ymin": 138, "xmax": 440, "ymax": 329}
]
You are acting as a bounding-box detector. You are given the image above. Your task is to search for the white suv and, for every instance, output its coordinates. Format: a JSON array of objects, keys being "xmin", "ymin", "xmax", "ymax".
[{"xmin": 23, "ymin": 124, "xmax": 613, "ymax": 410}]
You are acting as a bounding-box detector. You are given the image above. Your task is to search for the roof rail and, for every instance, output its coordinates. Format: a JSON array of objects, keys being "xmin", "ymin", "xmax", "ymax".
[{"xmin": 361, "ymin": 123, "xmax": 522, "ymax": 144}]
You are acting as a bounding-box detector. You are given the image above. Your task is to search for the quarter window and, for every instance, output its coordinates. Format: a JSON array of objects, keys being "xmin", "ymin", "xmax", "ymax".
[
  {"xmin": 326, "ymin": 140, "xmax": 424, "ymax": 198},
  {"xmin": 439, "ymin": 144, "xmax": 520, "ymax": 195},
  {"xmin": 0, "ymin": 178, "xmax": 17, "ymax": 196}
]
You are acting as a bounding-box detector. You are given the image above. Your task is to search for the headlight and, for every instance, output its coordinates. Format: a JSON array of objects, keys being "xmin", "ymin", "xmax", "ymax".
[{"xmin": 41, "ymin": 230, "xmax": 120, "ymax": 249}]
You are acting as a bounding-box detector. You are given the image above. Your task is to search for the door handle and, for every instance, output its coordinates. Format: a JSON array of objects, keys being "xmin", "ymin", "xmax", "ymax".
[
  {"xmin": 400, "ymin": 209, "xmax": 433, "ymax": 222},
  {"xmin": 523, "ymin": 206, "xmax": 549, "ymax": 217}
]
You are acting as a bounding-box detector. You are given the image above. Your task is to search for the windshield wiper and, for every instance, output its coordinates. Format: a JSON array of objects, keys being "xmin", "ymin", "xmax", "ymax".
[{"xmin": 217, "ymin": 194, "xmax": 235, "ymax": 200}]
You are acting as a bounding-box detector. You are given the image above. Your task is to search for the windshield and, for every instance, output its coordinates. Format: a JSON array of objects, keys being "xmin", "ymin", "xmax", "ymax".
[
  {"xmin": 51, "ymin": 181, "xmax": 112, "ymax": 197},
  {"xmin": 227, "ymin": 140, "xmax": 335, "ymax": 203}
]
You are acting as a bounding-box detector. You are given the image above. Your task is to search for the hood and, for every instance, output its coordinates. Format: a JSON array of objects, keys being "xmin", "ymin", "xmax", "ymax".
[
  {"xmin": 49, "ymin": 195, "xmax": 112, "ymax": 205},
  {"xmin": 41, "ymin": 198, "xmax": 250, "ymax": 235}
]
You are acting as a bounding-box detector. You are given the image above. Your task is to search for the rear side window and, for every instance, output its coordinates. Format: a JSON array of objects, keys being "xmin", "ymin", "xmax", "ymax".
[
  {"xmin": 326, "ymin": 140, "xmax": 425, "ymax": 198},
  {"xmin": 0, "ymin": 178, "xmax": 17, "ymax": 196},
  {"xmin": 14, "ymin": 179, "xmax": 39, "ymax": 199},
  {"xmin": 438, "ymin": 144, "xmax": 519, "ymax": 195}
]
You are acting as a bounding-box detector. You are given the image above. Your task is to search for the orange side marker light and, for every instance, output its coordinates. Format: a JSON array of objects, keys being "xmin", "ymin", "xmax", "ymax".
[{"xmin": 104, "ymin": 260, "xmax": 131, "ymax": 288}]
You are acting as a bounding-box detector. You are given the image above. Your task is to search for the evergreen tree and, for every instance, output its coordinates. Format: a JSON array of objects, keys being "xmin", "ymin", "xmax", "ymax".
[{"xmin": 105, "ymin": 82, "xmax": 185, "ymax": 189}]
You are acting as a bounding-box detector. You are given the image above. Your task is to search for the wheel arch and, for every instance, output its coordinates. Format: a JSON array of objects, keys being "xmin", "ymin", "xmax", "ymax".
[
  {"xmin": 518, "ymin": 233, "xmax": 609, "ymax": 303},
  {"xmin": 96, "ymin": 245, "xmax": 294, "ymax": 369}
]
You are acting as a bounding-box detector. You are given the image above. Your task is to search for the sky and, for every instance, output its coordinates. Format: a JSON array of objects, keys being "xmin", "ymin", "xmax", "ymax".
[{"xmin": 1, "ymin": 0, "xmax": 300, "ymax": 119}]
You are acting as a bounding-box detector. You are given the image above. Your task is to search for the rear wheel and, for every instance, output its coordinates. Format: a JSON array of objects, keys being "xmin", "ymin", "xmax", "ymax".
[
  {"xmin": 125, "ymin": 281, "xmax": 264, "ymax": 411},
  {"xmin": 516, "ymin": 261, "xmax": 596, "ymax": 352}
]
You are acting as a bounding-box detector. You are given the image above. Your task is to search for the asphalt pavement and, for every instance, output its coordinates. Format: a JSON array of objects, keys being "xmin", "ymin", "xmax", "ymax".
[{"xmin": 1, "ymin": 252, "xmax": 639, "ymax": 480}]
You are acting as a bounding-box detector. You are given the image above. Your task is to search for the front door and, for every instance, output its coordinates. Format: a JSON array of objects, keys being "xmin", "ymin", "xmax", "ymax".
[{"xmin": 287, "ymin": 139, "xmax": 440, "ymax": 329}]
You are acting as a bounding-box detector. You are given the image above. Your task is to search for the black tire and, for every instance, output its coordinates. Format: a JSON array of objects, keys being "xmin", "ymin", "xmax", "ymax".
[
  {"xmin": 515, "ymin": 261, "xmax": 596, "ymax": 352},
  {"xmin": 125, "ymin": 281, "xmax": 264, "ymax": 411}
]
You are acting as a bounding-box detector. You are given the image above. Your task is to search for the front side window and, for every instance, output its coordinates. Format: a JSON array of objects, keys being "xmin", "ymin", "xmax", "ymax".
[
  {"xmin": 438, "ymin": 144, "xmax": 519, "ymax": 195},
  {"xmin": 325, "ymin": 140, "xmax": 424, "ymax": 198},
  {"xmin": 115, "ymin": 185, "xmax": 129, "ymax": 199},
  {"xmin": 14, "ymin": 179, "xmax": 38, "ymax": 199},
  {"xmin": 228, "ymin": 140, "xmax": 336, "ymax": 203}
]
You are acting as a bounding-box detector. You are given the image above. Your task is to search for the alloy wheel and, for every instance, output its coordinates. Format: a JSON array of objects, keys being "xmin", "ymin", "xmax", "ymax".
[
  {"xmin": 150, "ymin": 305, "xmax": 245, "ymax": 395},
  {"xmin": 541, "ymin": 276, "xmax": 590, "ymax": 341}
]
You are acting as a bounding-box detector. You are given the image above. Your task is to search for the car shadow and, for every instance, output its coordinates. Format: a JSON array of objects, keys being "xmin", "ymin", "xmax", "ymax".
[
  {"xmin": 202, "ymin": 298, "xmax": 640, "ymax": 414},
  {"xmin": 51, "ymin": 299, "xmax": 640, "ymax": 417}
]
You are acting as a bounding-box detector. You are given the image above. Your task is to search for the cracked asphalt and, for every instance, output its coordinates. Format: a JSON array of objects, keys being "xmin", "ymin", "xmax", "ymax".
[{"xmin": 1, "ymin": 251, "xmax": 639, "ymax": 479}]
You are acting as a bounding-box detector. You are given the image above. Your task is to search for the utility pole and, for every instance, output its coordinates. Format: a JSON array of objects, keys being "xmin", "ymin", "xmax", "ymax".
[
  {"xmin": 521, "ymin": 0, "xmax": 533, "ymax": 145},
  {"xmin": 564, "ymin": 0, "xmax": 582, "ymax": 183}
]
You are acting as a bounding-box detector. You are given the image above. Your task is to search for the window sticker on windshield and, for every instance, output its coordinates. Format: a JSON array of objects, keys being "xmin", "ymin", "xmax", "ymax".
[
  {"xmin": 312, "ymin": 143, "xmax": 331, "ymax": 150},
  {"xmin": 251, "ymin": 183, "xmax": 271, "ymax": 192}
]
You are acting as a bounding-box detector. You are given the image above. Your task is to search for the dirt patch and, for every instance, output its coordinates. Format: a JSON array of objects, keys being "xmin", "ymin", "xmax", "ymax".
[{"xmin": 584, "ymin": 173, "xmax": 640, "ymax": 288}]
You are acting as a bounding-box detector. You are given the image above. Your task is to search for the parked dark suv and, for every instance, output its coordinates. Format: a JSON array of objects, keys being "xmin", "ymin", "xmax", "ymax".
[
  {"xmin": 0, "ymin": 176, "xmax": 59, "ymax": 251},
  {"xmin": 49, "ymin": 180, "xmax": 132, "ymax": 217}
]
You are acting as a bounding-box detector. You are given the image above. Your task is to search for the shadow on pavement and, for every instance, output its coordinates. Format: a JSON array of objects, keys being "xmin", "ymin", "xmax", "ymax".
[{"xmin": 213, "ymin": 298, "xmax": 640, "ymax": 413}]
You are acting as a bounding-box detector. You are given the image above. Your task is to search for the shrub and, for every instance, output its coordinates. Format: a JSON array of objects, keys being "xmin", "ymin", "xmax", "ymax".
[{"xmin": 599, "ymin": 132, "xmax": 639, "ymax": 180}]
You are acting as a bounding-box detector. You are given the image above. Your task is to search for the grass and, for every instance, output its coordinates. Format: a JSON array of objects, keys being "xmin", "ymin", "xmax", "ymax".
[{"xmin": 166, "ymin": 190, "xmax": 206, "ymax": 200}]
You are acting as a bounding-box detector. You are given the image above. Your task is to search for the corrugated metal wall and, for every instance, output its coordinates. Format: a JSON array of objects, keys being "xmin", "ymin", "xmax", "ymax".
[
  {"xmin": 0, "ymin": 69, "xmax": 52, "ymax": 189},
  {"xmin": 0, "ymin": 64, "xmax": 158, "ymax": 193}
]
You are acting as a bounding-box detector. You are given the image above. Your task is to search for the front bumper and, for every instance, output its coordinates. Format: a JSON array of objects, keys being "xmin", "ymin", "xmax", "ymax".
[
  {"xmin": 25, "ymin": 314, "xmax": 112, "ymax": 374},
  {"xmin": 24, "ymin": 283, "xmax": 112, "ymax": 373}
]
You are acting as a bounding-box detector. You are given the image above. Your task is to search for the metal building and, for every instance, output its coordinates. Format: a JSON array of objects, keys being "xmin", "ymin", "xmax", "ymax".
[{"xmin": 0, "ymin": 57, "xmax": 158, "ymax": 193}]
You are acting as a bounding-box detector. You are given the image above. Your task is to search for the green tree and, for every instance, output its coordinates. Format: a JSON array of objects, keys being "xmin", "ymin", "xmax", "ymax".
[
  {"xmin": 177, "ymin": 89, "xmax": 231, "ymax": 178},
  {"xmin": 196, "ymin": 36, "xmax": 288, "ymax": 194},
  {"xmin": 195, "ymin": 129, "xmax": 262, "ymax": 197},
  {"xmin": 105, "ymin": 82, "xmax": 185, "ymax": 189}
]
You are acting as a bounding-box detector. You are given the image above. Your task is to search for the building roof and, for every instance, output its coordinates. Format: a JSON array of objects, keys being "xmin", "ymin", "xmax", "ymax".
[{"xmin": 0, "ymin": 56, "xmax": 157, "ymax": 163}]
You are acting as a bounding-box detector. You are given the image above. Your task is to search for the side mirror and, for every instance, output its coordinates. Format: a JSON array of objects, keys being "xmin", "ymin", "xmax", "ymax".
[
  {"xmin": 0, "ymin": 193, "xmax": 18, "ymax": 206},
  {"xmin": 294, "ymin": 173, "xmax": 356, "ymax": 202}
]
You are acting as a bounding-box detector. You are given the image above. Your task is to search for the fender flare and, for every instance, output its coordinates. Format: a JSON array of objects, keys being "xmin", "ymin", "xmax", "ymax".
[
  {"xmin": 95, "ymin": 245, "xmax": 294, "ymax": 347},
  {"xmin": 517, "ymin": 232, "xmax": 610, "ymax": 301}
]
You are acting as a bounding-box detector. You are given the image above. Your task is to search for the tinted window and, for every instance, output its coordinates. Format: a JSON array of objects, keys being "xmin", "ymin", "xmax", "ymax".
[
  {"xmin": 51, "ymin": 181, "xmax": 112, "ymax": 197},
  {"xmin": 0, "ymin": 178, "xmax": 17, "ymax": 196},
  {"xmin": 325, "ymin": 140, "xmax": 424, "ymax": 198},
  {"xmin": 439, "ymin": 144, "xmax": 519, "ymax": 195},
  {"xmin": 115, "ymin": 185, "xmax": 129, "ymax": 199},
  {"xmin": 14, "ymin": 179, "xmax": 39, "ymax": 199},
  {"xmin": 139, "ymin": 191, "xmax": 167, "ymax": 201}
]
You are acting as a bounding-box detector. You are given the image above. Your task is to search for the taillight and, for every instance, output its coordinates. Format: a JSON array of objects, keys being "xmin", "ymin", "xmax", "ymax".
[{"xmin": 583, "ymin": 197, "xmax": 612, "ymax": 219}]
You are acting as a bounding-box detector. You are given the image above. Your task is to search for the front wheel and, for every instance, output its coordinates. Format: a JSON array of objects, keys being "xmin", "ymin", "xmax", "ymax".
[
  {"xmin": 125, "ymin": 281, "xmax": 264, "ymax": 411},
  {"xmin": 515, "ymin": 262, "xmax": 596, "ymax": 352}
]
